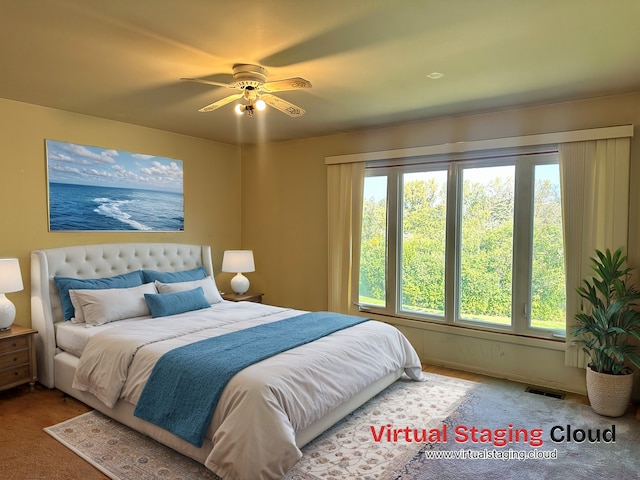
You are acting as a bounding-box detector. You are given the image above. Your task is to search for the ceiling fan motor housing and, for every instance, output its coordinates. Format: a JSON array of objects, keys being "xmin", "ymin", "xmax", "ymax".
[{"xmin": 232, "ymin": 64, "xmax": 267, "ymax": 89}]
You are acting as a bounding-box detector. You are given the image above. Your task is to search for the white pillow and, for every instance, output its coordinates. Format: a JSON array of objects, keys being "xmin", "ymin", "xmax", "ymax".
[
  {"xmin": 69, "ymin": 288, "xmax": 118, "ymax": 324},
  {"xmin": 69, "ymin": 289, "xmax": 87, "ymax": 323},
  {"xmin": 155, "ymin": 276, "xmax": 223, "ymax": 305},
  {"xmin": 71, "ymin": 283, "xmax": 158, "ymax": 327}
]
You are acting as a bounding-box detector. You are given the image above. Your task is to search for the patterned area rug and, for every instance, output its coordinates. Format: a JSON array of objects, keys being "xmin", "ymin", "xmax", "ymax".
[
  {"xmin": 45, "ymin": 410, "xmax": 218, "ymax": 480},
  {"xmin": 44, "ymin": 374, "xmax": 472, "ymax": 480},
  {"xmin": 44, "ymin": 373, "xmax": 640, "ymax": 479}
]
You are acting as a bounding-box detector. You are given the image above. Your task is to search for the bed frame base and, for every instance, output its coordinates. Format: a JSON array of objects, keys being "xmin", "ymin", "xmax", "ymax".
[{"xmin": 54, "ymin": 352, "xmax": 402, "ymax": 461}]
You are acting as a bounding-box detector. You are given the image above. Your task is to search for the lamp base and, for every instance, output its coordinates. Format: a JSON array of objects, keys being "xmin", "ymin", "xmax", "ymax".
[
  {"xmin": 0, "ymin": 293, "xmax": 16, "ymax": 331},
  {"xmin": 230, "ymin": 273, "xmax": 250, "ymax": 295}
]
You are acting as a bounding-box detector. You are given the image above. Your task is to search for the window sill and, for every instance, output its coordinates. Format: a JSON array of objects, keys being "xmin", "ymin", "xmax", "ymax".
[{"xmin": 364, "ymin": 310, "xmax": 566, "ymax": 351}]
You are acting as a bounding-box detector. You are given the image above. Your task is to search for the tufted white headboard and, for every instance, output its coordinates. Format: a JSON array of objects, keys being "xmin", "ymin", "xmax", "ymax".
[{"xmin": 31, "ymin": 243, "xmax": 213, "ymax": 388}]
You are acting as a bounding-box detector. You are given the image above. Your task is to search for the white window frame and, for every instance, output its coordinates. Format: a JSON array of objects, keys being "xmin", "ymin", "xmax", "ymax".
[{"xmin": 359, "ymin": 147, "xmax": 564, "ymax": 339}]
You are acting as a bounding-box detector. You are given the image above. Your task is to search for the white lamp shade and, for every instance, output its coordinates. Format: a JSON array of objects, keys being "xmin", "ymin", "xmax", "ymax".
[
  {"xmin": 222, "ymin": 250, "xmax": 255, "ymax": 295},
  {"xmin": 0, "ymin": 258, "xmax": 23, "ymax": 293},
  {"xmin": 222, "ymin": 250, "xmax": 255, "ymax": 273}
]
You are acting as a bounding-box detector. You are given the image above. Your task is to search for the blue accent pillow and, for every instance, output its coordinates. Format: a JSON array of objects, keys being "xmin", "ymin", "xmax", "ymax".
[
  {"xmin": 54, "ymin": 270, "xmax": 144, "ymax": 321},
  {"xmin": 141, "ymin": 266, "xmax": 206, "ymax": 284},
  {"xmin": 144, "ymin": 287, "xmax": 211, "ymax": 318}
]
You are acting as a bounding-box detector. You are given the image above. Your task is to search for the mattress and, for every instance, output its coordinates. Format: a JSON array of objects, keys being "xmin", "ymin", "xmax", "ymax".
[
  {"xmin": 55, "ymin": 314, "xmax": 150, "ymax": 357},
  {"xmin": 55, "ymin": 299, "xmax": 246, "ymax": 357}
]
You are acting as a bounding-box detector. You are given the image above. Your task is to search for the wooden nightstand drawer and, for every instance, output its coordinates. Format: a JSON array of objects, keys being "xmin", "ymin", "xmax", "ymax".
[
  {"xmin": 0, "ymin": 325, "xmax": 37, "ymax": 392},
  {"xmin": 0, "ymin": 335, "xmax": 28, "ymax": 354},
  {"xmin": 0, "ymin": 364, "xmax": 32, "ymax": 386},
  {"xmin": 0, "ymin": 349, "xmax": 29, "ymax": 370}
]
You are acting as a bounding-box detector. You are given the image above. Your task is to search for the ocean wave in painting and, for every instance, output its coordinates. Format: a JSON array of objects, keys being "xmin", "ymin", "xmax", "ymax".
[{"xmin": 49, "ymin": 183, "xmax": 184, "ymax": 231}]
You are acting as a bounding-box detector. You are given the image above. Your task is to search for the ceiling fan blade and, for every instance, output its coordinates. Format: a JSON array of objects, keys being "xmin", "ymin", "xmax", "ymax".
[
  {"xmin": 261, "ymin": 94, "xmax": 305, "ymax": 117},
  {"xmin": 181, "ymin": 77, "xmax": 236, "ymax": 89},
  {"xmin": 198, "ymin": 93, "xmax": 243, "ymax": 112},
  {"xmin": 261, "ymin": 77, "xmax": 312, "ymax": 93}
]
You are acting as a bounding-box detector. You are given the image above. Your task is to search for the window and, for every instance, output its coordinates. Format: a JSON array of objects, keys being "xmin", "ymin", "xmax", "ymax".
[
  {"xmin": 530, "ymin": 163, "xmax": 565, "ymax": 331},
  {"xmin": 359, "ymin": 150, "xmax": 565, "ymax": 339},
  {"xmin": 459, "ymin": 164, "xmax": 514, "ymax": 326},
  {"xmin": 359, "ymin": 176, "xmax": 387, "ymax": 308},
  {"xmin": 401, "ymin": 170, "xmax": 448, "ymax": 317}
]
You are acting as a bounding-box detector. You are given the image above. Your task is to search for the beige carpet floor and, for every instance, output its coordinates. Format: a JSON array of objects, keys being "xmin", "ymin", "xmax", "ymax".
[{"xmin": 0, "ymin": 383, "xmax": 106, "ymax": 480}]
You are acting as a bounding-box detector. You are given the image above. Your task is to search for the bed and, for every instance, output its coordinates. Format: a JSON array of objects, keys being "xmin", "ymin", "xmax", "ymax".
[{"xmin": 31, "ymin": 242, "xmax": 423, "ymax": 479}]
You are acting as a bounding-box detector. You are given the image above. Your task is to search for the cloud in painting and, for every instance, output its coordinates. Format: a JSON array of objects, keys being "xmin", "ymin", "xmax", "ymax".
[{"xmin": 46, "ymin": 140, "xmax": 183, "ymax": 194}]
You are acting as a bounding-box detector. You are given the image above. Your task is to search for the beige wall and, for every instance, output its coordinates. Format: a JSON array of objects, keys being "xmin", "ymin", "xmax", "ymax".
[
  {"xmin": 0, "ymin": 98, "xmax": 242, "ymax": 327},
  {"xmin": 242, "ymin": 91, "xmax": 640, "ymax": 394}
]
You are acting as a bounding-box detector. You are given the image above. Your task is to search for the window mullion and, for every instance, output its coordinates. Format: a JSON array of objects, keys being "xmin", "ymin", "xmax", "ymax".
[
  {"xmin": 445, "ymin": 163, "xmax": 460, "ymax": 325},
  {"xmin": 386, "ymin": 169, "xmax": 399, "ymax": 314},
  {"xmin": 512, "ymin": 160, "xmax": 534, "ymax": 335}
]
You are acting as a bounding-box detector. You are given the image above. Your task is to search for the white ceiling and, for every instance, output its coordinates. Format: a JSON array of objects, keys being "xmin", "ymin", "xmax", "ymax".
[{"xmin": 2, "ymin": 0, "xmax": 640, "ymax": 146}]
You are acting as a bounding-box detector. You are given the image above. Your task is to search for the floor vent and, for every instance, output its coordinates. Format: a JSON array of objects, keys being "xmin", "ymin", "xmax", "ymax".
[{"xmin": 525, "ymin": 386, "xmax": 565, "ymax": 400}]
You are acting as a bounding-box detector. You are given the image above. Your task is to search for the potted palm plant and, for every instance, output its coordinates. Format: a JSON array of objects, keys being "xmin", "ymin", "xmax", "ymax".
[{"xmin": 574, "ymin": 247, "xmax": 640, "ymax": 416}]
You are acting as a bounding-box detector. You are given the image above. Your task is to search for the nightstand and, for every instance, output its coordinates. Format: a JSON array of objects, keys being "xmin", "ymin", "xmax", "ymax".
[
  {"xmin": 222, "ymin": 292, "xmax": 264, "ymax": 303},
  {"xmin": 0, "ymin": 325, "xmax": 37, "ymax": 392}
]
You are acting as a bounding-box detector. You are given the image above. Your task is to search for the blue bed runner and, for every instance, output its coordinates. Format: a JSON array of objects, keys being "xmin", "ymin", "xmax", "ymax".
[{"xmin": 133, "ymin": 311, "xmax": 368, "ymax": 447}]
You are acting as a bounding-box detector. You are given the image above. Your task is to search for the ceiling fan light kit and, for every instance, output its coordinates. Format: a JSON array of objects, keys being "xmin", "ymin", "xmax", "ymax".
[
  {"xmin": 234, "ymin": 99, "xmax": 266, "ymax": 117},
  {"xmin": 183, "ymin": 64, "xmax": 311, "ymax": 118}
]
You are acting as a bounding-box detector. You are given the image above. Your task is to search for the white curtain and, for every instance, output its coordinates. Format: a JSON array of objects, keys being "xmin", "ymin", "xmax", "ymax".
[
  {"xmin": 559, "ymin": 138, "xmax": 630, "ymax": 367},
  {"xmin": 327, "ymin": 162, "xmax": 365, "ymax": 314}
]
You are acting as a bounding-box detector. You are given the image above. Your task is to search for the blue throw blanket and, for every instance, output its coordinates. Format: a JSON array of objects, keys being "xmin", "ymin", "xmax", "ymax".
[{"xmin": 133, "ymin": 311, "xmax": 368, "ymax": 447}]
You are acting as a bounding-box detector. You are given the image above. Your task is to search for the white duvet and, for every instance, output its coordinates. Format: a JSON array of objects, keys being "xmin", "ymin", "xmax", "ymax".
[{"xmin": 72, "ymin": 302, "xmax": 424, "ymax": 480}]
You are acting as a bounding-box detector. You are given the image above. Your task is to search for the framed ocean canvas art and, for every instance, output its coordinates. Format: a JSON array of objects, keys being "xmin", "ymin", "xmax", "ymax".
[{"xmin": 46, "ymin": 140, "xmax": 184, "ymax": 232}]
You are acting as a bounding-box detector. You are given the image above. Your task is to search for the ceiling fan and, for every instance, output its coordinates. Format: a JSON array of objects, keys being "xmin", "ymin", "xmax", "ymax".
[{"xmin": 182, "ymin": 64, "xmax": 312, "ymax": 117}]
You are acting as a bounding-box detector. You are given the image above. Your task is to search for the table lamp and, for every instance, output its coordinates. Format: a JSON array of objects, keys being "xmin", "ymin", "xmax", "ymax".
[
  {"xmin": 0, "ymin": 258, "xmax": 23, "ymax": 331},
  {"xmin": 222, "ymin": 250, "xmax": 255, "ymax": 295}
]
